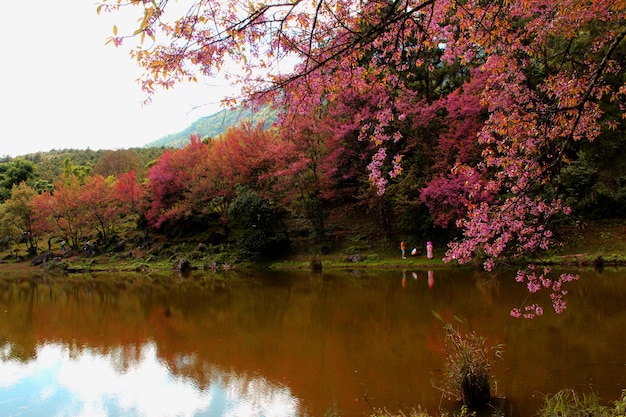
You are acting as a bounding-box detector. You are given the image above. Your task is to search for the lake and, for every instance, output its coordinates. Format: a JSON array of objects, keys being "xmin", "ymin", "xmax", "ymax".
[{"xmin": 0, "ymin": 267, "xmax": 624, "ymax": 416}]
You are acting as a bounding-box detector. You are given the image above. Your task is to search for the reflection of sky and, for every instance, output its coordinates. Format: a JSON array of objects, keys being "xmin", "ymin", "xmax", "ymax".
[{"xmin": 0, "ymin": 342, "xmax": 301, "ymax": 417}]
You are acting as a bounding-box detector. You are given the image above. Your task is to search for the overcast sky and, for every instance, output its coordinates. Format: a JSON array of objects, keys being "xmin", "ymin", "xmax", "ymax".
[{"xmin": 0, "ymin": 1, "xmax": 235, "ymax": 158}]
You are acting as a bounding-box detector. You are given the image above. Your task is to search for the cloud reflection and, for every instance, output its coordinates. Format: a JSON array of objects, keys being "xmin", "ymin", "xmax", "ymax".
[{"xmin": 0, "ymin": 342, "xmax": 301, "ymax": 417}]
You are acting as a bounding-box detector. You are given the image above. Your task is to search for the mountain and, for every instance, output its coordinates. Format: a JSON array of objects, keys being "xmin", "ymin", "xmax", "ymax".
[{"xmin": 145, "ymin": 106, "xmax": 277, "ymax": 149}]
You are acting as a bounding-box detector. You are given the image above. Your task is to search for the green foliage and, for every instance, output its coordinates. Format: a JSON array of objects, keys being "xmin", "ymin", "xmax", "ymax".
[
  {"xmin": 538, "ymin": 389, "xmax": 626, "ymax": 417},
  {"xmin": 32, "ymin": 179, "xmax": 54, "ymax": 194},
  {"xmin": 44, "ymin": 259, "xmax": 69, "ymax": 273},
  {"xmin": 19, "ymin": 148, "xmax": 163, "ymax": 184},
  {"xmin": 0, "ymin": 158, "xmax": 38, "ymax": 202},
  {"xmin": 1, "ymin": 183, "xmax": 39, "ymax": 254},
  {"xmin": 203, "ymin": 251, "xmax": 239, "ymax": 270},
  {"xmin": 63, "ymin": 157, "xmax": 92, "ymax": 183},
  {"xmin": 560, "ymin": 101, "xmax": 626, "ymax": 219},
  {"xmin": 560, "ymin": 158, "xmax": 597, "ymax": 216},
  {"xmin": 228, "ymin": 187, "xmax": 291, "ymax": 259}
]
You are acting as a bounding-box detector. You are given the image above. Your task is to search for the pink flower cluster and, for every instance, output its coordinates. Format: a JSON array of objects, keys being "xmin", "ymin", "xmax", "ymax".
[
  {"xmin": 510, "ymin": 304, "xmax": 544, "ymax": 319},
  {"xmin": 510, "ymin": 266, "xmax": 579, "ymax": 318}
]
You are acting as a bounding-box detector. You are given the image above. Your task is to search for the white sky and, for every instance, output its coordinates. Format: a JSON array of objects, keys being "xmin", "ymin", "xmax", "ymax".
[{"xmin": 0, "ymin": 1, "xmax": 237, "ymax": 158}]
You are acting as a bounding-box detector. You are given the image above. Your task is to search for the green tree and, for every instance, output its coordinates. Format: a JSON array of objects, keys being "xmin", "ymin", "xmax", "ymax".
[
  {"xmin": 0, "ymin": 158, "xmax": 38, "ymax": 202},
  {"xmin": 0, "ymin": 183, "xmax": 39, "ymax": 254},
  {"xmin": 228, "ymin": 187, "xmax": 290, "ymax": 259},
  {"xmin": 63, "ymin": 157, "xmax": 92, "ymax": 184}
]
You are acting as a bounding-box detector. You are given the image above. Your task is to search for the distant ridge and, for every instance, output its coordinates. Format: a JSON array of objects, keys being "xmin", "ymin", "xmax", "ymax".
[{"xmin": 145, "ymin": 106, "xmax": 277, "ymax": 149}]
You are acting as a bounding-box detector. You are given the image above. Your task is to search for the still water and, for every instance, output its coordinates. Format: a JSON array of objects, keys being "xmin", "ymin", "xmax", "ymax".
[{"xmin": 0, "ymin": 267, "xmax": 624, "ymax": 417}]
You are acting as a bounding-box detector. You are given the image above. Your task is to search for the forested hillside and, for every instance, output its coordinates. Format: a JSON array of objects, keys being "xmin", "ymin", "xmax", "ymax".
[
  {"xmin": 0, "ymin": 148, "xmax": 164, "ymax": 186},
  {"xmin": 144, "ymin": 106, "xmax": 277, "ymax": 149}
]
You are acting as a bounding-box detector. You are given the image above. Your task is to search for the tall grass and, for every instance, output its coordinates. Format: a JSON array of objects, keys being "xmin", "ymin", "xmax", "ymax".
[{"xmin": 440, "ymin": 320, "xmax": 504, "ymax": 408}]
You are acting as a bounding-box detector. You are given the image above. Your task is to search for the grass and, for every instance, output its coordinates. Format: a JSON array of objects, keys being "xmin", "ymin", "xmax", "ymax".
[
  {"xmin": 366, "ymin": 389, "xmax": 626, "ymax": 417},
  {"xmin": 548, "ymin": 220, "xmax": 626, "ymax": 264},
  {"xmin": 440, "ymin": 322, "xmax": 504, "ymax": 408},
  {"xmin": 537, "ymin": 389, "xmax": 626, "ymax": 417},
  {"xmin": 272, "ymin": 220, "xmax": 626, "ymax": 270},
  {"xmin": 268, "ymin": 253, "xmax": 446, "ymax": 270}
]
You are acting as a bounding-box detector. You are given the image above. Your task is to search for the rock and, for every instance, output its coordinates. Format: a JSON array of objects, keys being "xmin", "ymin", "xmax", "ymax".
[
  {"xmin": 30, "ymin": 251, "xmax": 55, "ymax": 266},
  {"xmin": 595, "ymin": 255, "xmax": 604, "ymax": 272},
  {"xmin": 347, "ymin": 254, "xmax": 364, "ymax": 262},
  {"xmin": 174, "ymin": 258, "xmax": 192, "ymax": 272}
]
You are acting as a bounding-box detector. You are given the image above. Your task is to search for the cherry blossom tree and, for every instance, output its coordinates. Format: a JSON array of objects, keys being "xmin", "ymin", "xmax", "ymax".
[
  {"xmin": 144, "ymin": 135, "xmax": 213, "ymax": 230},
  {"xmin": 33, "ymin": 175, "xmax": 89, "ymax": 250},
  {"xmin": 420, "ymin": 168, "xmax": 495, "ymax": 229},
  {"xmin": 145, "ymin": 127, "xmax": 285, "ymax": 233},
  {"xmin": 115, "ymin": 170, "xmax": 144, "ymax": 216},
  {"xmin": 100, "ymin": 0, "xmax": 626, "ymax": 315},
  {"xmin": 81, "ymin": 175, "xmax": 125, "ymax": 245}
]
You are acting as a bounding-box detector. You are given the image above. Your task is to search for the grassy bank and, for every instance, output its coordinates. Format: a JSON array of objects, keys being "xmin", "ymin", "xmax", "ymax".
[
  {"xmin": 542, "ymin": 220, "xmax": 626, "ymax": 266},
  {"xmin": 1, "ymin": 220, "xmax": 625, "ymax": 274}
]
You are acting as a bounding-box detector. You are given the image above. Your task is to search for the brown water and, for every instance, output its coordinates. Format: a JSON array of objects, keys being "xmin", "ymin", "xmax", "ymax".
[{"xmin": 0, "ymin": 267, "xmax": 624, "ymax": 416}]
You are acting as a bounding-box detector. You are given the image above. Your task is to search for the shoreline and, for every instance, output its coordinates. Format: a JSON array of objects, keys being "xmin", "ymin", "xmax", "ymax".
[{"xmin": 0, "ymin": 251, "xmax": 622, "ymax": 276}]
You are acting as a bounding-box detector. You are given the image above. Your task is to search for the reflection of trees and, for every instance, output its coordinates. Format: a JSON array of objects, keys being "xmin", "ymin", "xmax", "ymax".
[
  {"xmin": 0, "ymin": 341, "xmax": 36, "ymax": 362},
  {"xmin": 473, "ymin": 269, "xmax": 505, "ymax": 309},
  {"xmin": 0, "ymin": 280, "xmax": 38, "ymax": 361},
  {"xmin": 104, "ymin": 344, "xmax": 146, "ymax": 373},
  {"xmin": 1, "ymin": 269, "xmax": 625, "ymax": 416}
]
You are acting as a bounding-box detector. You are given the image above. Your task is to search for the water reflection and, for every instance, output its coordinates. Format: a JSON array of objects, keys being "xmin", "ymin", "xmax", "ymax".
[
  {"xmin": 401, "ymin": 270, "xmax": 434, "ymax": 289},
  {"xmin": 0, "ymin": 269, "xmax": 625, "ymax": 417},
  {"xmin": 0, "ymin": 341, "xmax": 300, "ymax": 417}
]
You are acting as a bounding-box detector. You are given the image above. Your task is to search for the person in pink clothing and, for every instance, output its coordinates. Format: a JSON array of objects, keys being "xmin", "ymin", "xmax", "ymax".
[{"xmin": 426, "ymin": 241, "xmax": 433, "ymax": 259}]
